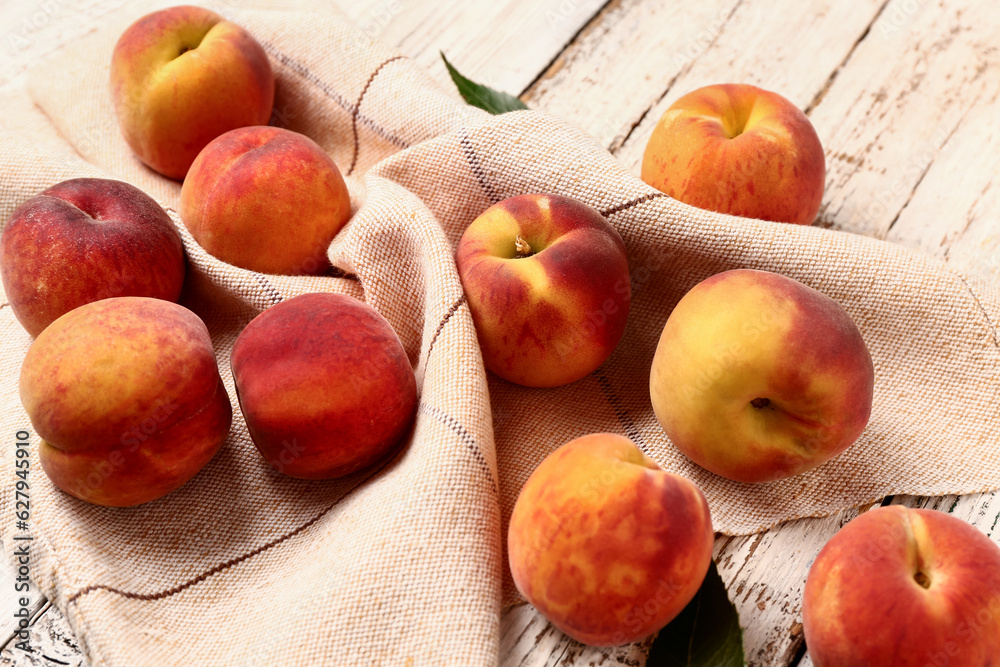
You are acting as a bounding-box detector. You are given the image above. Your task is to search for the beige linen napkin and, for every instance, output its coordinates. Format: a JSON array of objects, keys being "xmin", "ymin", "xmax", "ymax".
[{"xmin": 0, "ymin": 4, "xmax": 997, "ymax": 665}]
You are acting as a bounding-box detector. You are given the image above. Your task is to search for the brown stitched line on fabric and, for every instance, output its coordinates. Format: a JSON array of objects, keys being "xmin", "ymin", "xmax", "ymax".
[
  {"xmin": 599, "ymin": 192, "xmax": 667, "ymax": 218},
  {"xmin": 426, "ymin": 295, "xmax": 466, "ymax": 360},
  {"xmin": 251, "ymin": 274, "xmax": 283, "ymax": 305},
  {"xmin": 594, "ymin": 370, "xmax": 650, "ymax": 455},
  {"xmin": 260, "ymin": 43, "xmax": 410, "ymax": 150},
  {"xmin": 955, "ymin": 273, "xmax": 1000, "ymax": 347},
  {"xmin": 66, "ymin": 456, "xmax": 396, "ymax": 606},
  {"xmin": 347, "ymin": 55, "xmax": 405, "ymax": 176},
  {"xmin": 459, "ymin": 128, "xmax": 500, "ymax": 205},
  {"xmin": 419, "ymin": 403, "xmax": 497, "ymax": 494}
]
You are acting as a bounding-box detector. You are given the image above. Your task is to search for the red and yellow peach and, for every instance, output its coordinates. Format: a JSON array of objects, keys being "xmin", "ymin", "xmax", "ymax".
[
  {"xmin": 650, "ymin": 269, "xmax": 874, "ymax": 483},
  {"xmin": 455, "ymin": 194, "xmax": 630, "ymax": 387},
  {"xmin": 230, "ymin": 293, "xmax": 417, "ymax": 479},
  {"xmin": 508, "ymin": 433, "xmax": 714, "ymax": 645},
  {"xmin": 110, "ymin": 5, "xmax": 274, "ymax": 180},
  {"xmin": 20, "ymin": 297, "xmax": 232, "ymax": 506},
  {"xmin": 642, "ymin": 83, "xmax": 825, "ymax": 225},
  {"xmin": 180, "ymin": 126, "xmax": 352, "ymax": 275}
]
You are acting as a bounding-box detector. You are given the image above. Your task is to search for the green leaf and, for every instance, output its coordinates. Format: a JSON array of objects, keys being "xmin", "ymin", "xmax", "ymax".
[
  {"xmin": 440, "ymin": 51, "xmax": 528, "ymax": 115},
  {"xmin": 647, "ymin": 560, "xmax": 747, "ymax": 667}
]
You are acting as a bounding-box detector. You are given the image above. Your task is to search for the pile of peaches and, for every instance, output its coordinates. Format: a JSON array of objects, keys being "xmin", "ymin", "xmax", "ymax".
[{"xmin": 4, "ymin": 6, "xmax": 998, "ymax": 665}]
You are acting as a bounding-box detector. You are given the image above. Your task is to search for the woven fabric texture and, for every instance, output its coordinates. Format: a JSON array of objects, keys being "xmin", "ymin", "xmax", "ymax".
[{"xmin": 0, "ymin": 4, "xmax": 998, "ymax": 666}]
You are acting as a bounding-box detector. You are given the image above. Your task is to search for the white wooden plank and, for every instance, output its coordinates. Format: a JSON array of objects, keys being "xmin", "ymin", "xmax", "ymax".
[
  {"xmin": 523, "ymin": 0, "xmax": 740, "ymax": 150},
  {"xmin": 524, "ymin": 0, "xmax": 887, "ymax": 165},
  {"xmin": 883, "ymin": 83, "xmax": 1000, "ymax": 286},
  {"xmin": 0, "ymin": 604, "xmax": 88, "ymax": 667},
  {"xmin": 333, "ymin": 0, "xmax": 609, "ymax": 95},
  {"xmin": 612, "ymin": 0, "xmax": 889, "ymax": 172},
  {"xmin": 804, "ymin": 0, "xmax": 1000, "ymax": 238},
  {"xmin": 499, "ymin": 603, "xmax": 650, "ymax": 667},
  {"xmin": 0, "ymin": 554, "xmax": 44, "ymax": 650}
]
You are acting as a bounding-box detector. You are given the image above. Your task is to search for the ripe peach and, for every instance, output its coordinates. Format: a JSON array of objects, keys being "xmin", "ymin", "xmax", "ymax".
[
  {"xmin": 803, "ymin": 506, "xmax": 1000, "ymax": 666},
  {"xmin": 180, "ymin": 126, "xmax": 352, "ymax": 275},
  {"xmin": 455, "ymin": 194, "xmax": 630, "ymax": 387},
  {"xmin": 649, "ymin": 269, "xmax": 874, "ymax": 483},
  {"xmin": 230, "ymin": 293, "xmax": 417, "ymax": 479},
  {"xmin": 110, "ymin": 5, "xmax": 274, "ymax": 180},
  {"xmin": 508, "ymin": 433, "xmax": 714, "ymax": 645},
  {"xmin": 20, "ymin": 297, "xmax": 232, "ymax": 506},
  {"xmin": 641, "ymin": 83, "xmax": 825, "ymax": 224},
  {"xmin": 0, "ymin": 178, "xmax": 185, "ymax": 337}
]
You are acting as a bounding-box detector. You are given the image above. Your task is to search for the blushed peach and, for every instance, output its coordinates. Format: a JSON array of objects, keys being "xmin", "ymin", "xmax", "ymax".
[
  {"xmin": 230, "ymin": 293, "xmax": 417, "ymax": 479},
  {"xmin": 180, "ymin": 126, "xmax": 351, "ymax": 275},
  {"xmin": 20, "ymin": 297, "xmax": 231, "ymax": 506},
  {"xmin": 508, "ymin": 433, "xmax": 714, "ymax": 645}
]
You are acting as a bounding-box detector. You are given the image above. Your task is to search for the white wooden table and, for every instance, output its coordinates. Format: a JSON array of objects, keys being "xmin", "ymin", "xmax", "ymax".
[{"xmin": 1, "ymin": 1, "xmax": 999, "ymax": 665}]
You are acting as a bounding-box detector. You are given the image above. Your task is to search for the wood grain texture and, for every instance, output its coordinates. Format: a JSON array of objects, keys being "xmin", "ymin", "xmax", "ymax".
[
  {"xmin": 523, "ymin": 0, "xmax": 741, "ymax": 151},
  {"xmin": 808, "ymin": 0, "xmax": 1000, "ymax": 240},
  {"xmin": 0, "ymin": 603, "xmax": 88, "ymax": 667},
  {"xmin": 609, "ymin": 0, "xmax": 891, "ymax": 172},
  {"xmin": 335, "ymin": 0, "xmax": 610, "ymax": 96},
  {"xmin": 0, "ymin": 554, "xmax": 44, "ymax": 650},
  {"xmin": 500, "ymin": 603, "xmax": 650, "ymax": 667},
  {"xmin": 1, "ymin": 0, "xmax": 999, "ymax": 665},
  {"xmin": 713, "ymin": 508, "xmax": 866, "ymax": 666}
]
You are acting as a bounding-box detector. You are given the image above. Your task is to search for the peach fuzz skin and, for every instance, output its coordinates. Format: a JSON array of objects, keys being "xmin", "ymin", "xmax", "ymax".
[
  {"xmin": 650, "ymin": 269, "xmax": 874, "ymax": 483},
  {"xmin": 110, "ymin": 5, "xmax": 274, "ymax": 180},
  {"xmin": 455, "ymin": 194, "xmax": 630, "ymax": 388},
  {"xmin": 19, "ymin": 297, "xmax": 232, "ymax": 507},
  {"xmin": 803, "ymin": 506, "xmax": 1000, "ymax": 666},
  {"xmin": 0, "ymin": 178, "xmax": 185, "ymax": 338},
  {"xmin": 230, "ymin": 293, "xmax": 418, "ymax": 480},
  {"xmin": 641, "ymin": 83, "xmax": 825, "ymax": 224},
  {"xmin": 180, "ymin": 126, "xmax": 352, "ymax": 275},
  {"xmin": 508, "ymin": 433, "xmax": 714, "ymax": 646}
]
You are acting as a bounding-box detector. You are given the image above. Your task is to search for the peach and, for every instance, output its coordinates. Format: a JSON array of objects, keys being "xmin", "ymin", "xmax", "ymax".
[
  {"xmin": 180, "ymin": 126, "xmax": 352, "ymax": 275},
  {"xmin": 110, "ymin": 5, "xmax": 274, "ymax": 180},
  {"xmin": 455, "ymin": 194, "xmax": 630, "ymax": 387},
  {"xmin": 508, "ymin": 433, "xmax": 714, "ymax": 645},
  {"xmin": 803, "ymin": 506, "xmax": 1000, "ymax": 666},
  {"xmin": 19, "ymin": 297, "xmax": 232, "ymax": 506},
  {"xmin": 230, "ymin": 293, "xmax": 417, "ymax": 479},
  {"xmin": 0, "ymin": 178, "xmax": 185, "ymax": 337},
  {"xmin": 641, "ymin": 83, "xmax": 825, "ymax": 224},
  {"xmin": 649, "ymin": 269, "xmax": 874, "ymax": 483}
]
